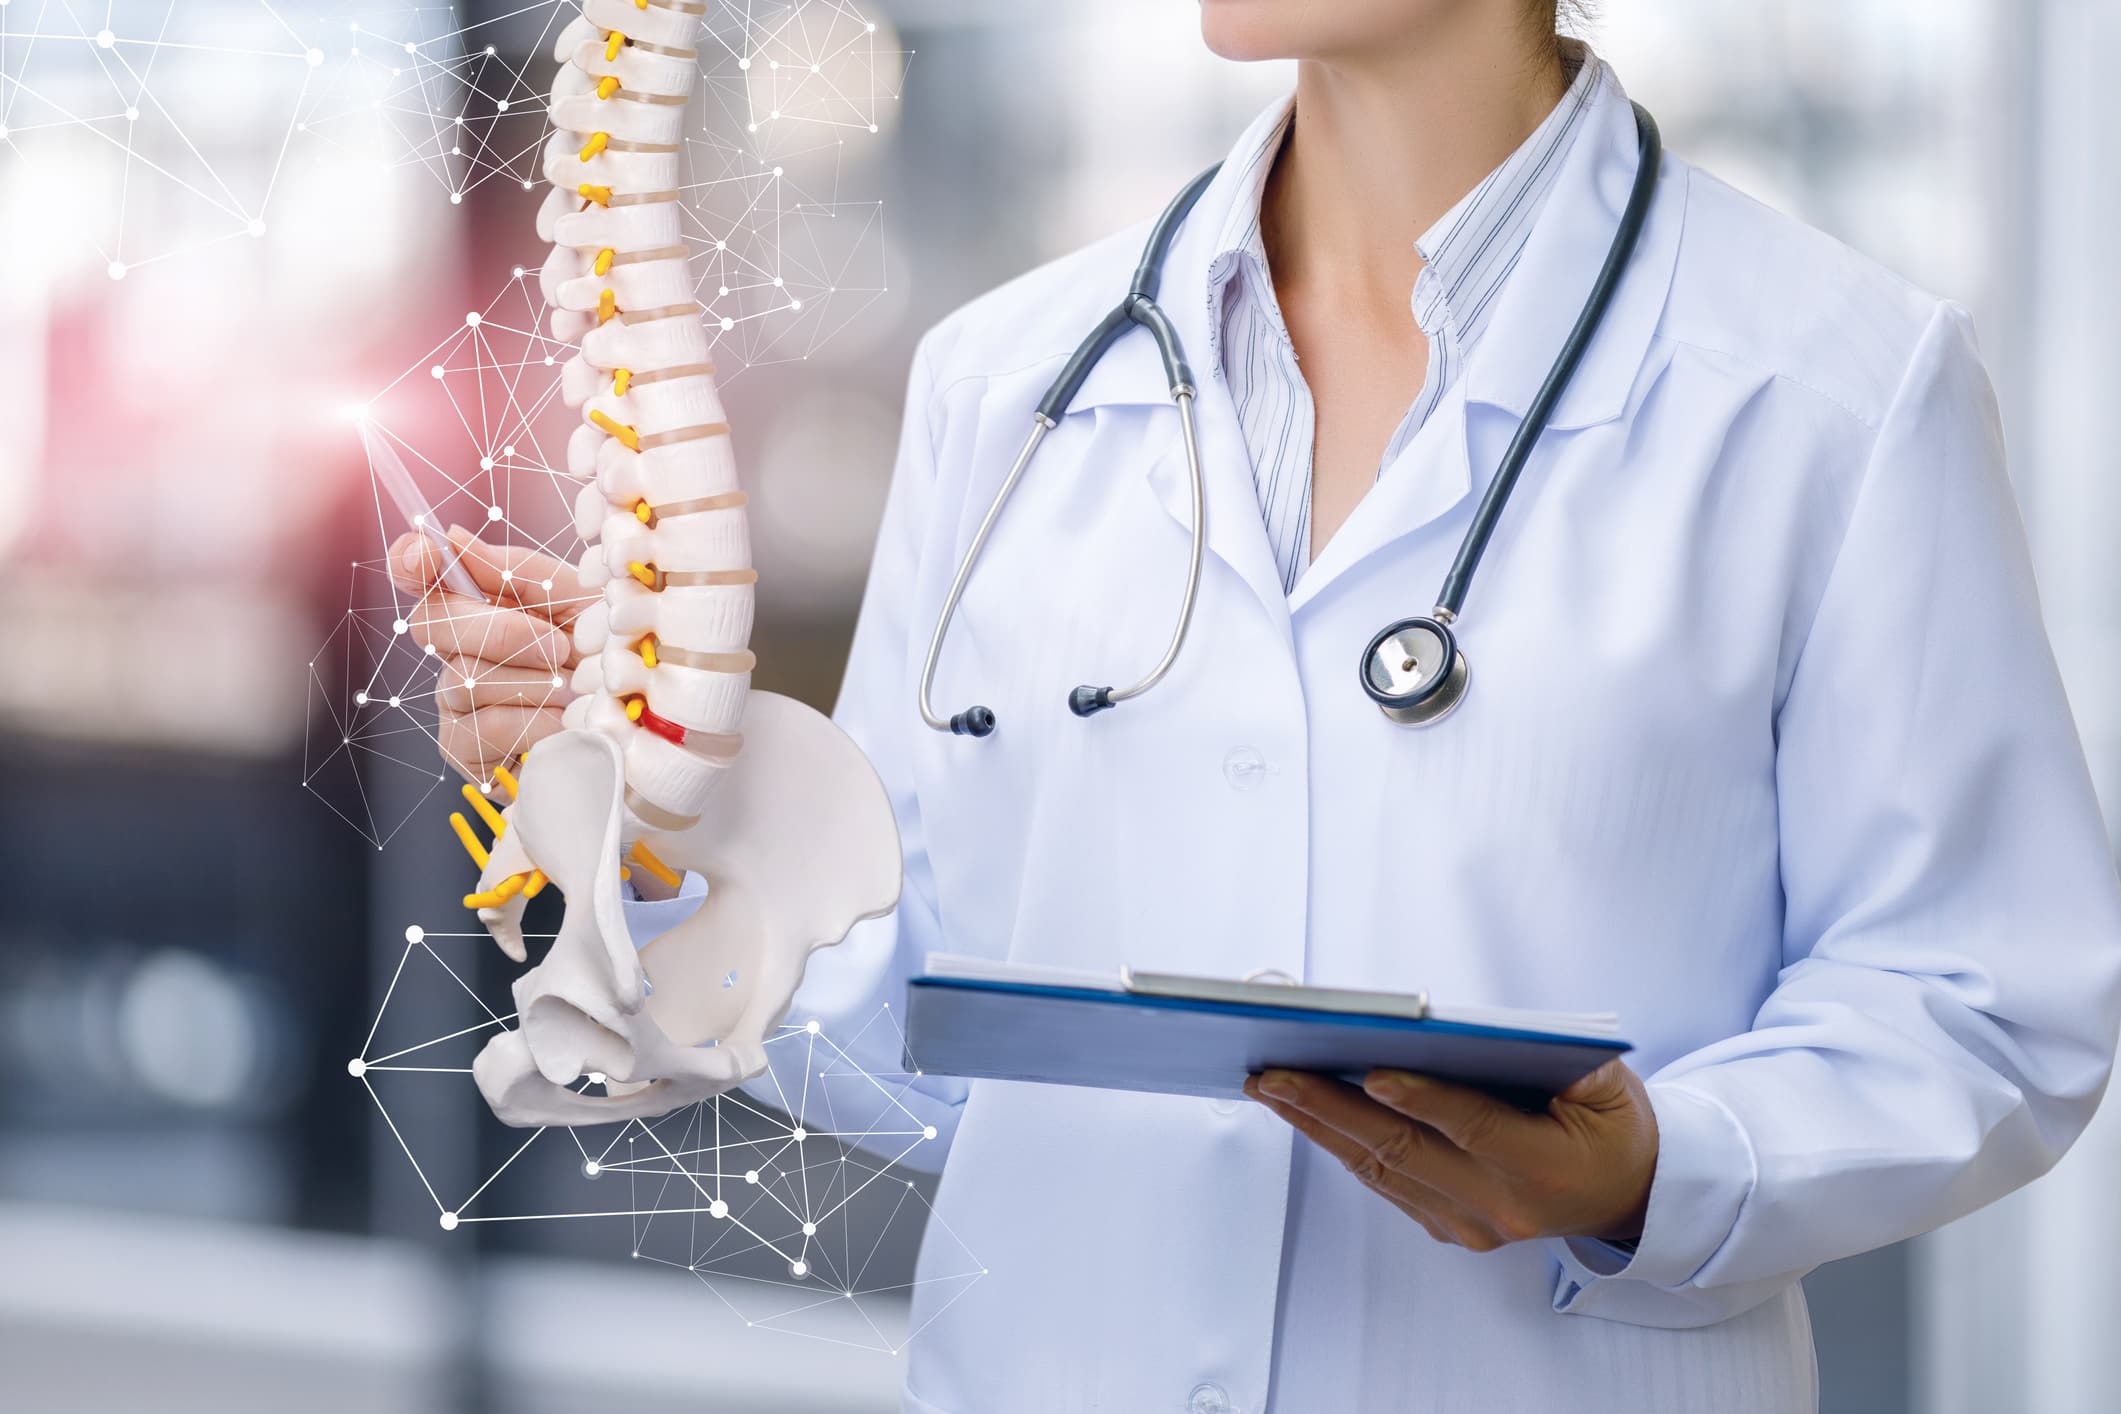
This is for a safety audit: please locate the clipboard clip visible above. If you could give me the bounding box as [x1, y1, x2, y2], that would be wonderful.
[1119, 964, 1433, 1023]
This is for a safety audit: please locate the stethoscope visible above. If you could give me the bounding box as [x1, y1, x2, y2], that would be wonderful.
[919, 103, 1661, 737]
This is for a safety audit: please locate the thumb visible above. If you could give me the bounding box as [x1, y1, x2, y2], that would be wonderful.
[1555, 1058, 1638, 1113]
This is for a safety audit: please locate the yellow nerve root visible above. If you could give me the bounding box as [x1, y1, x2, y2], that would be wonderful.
[449, 812, 490, 868]
[604, 30, 626, 62]
[461, 782, 507, 835]
[630, 841, 682, 889]
[580, 132, 610, 161]
[597, 75, 622, 100]
[590, 409, 640, 451]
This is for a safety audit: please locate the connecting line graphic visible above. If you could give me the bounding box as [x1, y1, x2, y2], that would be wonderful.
[355, 923, 984, 1354]
[306, 2, 903, 844]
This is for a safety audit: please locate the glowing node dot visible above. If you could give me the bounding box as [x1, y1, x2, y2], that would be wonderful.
[714, 240, 726, 251]
[709, 1199, 728, 1218]
[248, 219, 266, 237]
[805, 1019, 820, 1034]
[497, 99, 511, 112]
[107, 262, 126, 281]
[792, 1127, 808, 1142]
[773, 166, 784, 177]
[583, 1161, 601, 1177]
[354, 691, 369, 706]
[465, 312, 481, 328]
[718, 285, 729, 297]
[540, 579, 553, 591]
[738, 56, 750, 69]
[500, 568, 513, 582]
[403, 41, 416, 54]
[791, 1260, 808, 1278]
[449, 193, 462, 205]
[391, 618, 408, 635]
[425, 644, 438, 656]
[802, 1221, 817, 1236]
[439, 1212, 458, 1231]
[124, 106, 139, 121]
[587, 1071, 606, 1085]
[480, 457, 494, 471]
[485, 45, 496, 56]
[773, 276, 784, 287]
[543, 355, 555, 366]
[923, 1125, 938, 1140]
[790, 299, 802, 310]
[869, 124, 879, 134]
[430, 365, 444, 379]
[307, 48, 323, 67]
[523, 180, 535, 191]
[95, 28, 114, 48]
[504, 445, 517, 457]
[387, 696, 402, 708]
[744, 1170, 759, 1184]
[487, 504, 504, 522]
[720, 317, 734, 331]
[511, 267, 524, 280]
[405, 926, 424, 943]
[550, 674, 562, 687]
[346, 1059, 366, 1077]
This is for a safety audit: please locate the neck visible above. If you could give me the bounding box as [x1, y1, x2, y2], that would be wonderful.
[1262, 22, 1569, 304]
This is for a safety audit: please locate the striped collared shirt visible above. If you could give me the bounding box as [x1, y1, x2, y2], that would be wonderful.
[1207, 51, 1606, 593]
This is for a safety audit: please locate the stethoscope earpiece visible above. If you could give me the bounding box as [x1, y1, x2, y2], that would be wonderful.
[951, 706, 998, 737]
[1361, 616, 1470, 726]
[1068, 686, 1116, 718]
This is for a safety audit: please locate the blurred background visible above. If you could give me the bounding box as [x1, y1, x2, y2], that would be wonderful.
[2, 1, 2118, 1410]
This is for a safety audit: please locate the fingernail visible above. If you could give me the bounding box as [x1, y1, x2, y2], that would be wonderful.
[538, 630, 571, 666]
[1260, 1072, 1297, 1101]
[1364, 1075, 1406, 1103]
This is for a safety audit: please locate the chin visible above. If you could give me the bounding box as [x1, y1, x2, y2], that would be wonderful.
[1199, 0, 1442, 62]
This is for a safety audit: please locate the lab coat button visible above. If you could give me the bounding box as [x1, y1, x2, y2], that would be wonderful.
[1222, 746, 1265, 790]
[1188, 1383, 1233, 1414]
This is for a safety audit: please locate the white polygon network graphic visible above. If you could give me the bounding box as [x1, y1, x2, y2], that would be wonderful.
[355, 924, 984, 1351]
[303, 0, 901, 842]
[1, 1, 907, 273]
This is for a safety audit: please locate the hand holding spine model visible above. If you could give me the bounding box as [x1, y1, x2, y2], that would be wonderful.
[449, 0, 901, 1128]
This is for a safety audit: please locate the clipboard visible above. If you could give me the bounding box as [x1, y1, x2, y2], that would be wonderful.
[903, 957, 1630, 1106]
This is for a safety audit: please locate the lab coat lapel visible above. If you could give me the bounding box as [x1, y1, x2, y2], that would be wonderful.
[1287, 69, 1684, 613]
[1060, 152, 1298, 648]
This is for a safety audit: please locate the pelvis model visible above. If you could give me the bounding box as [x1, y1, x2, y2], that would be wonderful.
[447, 0, 901, 1128]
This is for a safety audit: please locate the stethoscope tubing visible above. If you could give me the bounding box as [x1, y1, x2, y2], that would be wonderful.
[918, 101, 1662, 737]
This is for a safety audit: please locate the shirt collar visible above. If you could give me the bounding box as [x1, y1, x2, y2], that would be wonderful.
[1204, 46, 1608, 360]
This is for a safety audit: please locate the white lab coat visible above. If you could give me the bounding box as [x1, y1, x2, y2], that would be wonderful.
[650, 73, 2121, 1413]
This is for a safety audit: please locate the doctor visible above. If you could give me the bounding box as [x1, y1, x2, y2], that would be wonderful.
[402, 1, 2121, 1410]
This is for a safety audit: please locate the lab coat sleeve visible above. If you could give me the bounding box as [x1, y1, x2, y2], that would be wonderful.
[622, 334, 969, 1174]
[1550, 302, 2121, 1327]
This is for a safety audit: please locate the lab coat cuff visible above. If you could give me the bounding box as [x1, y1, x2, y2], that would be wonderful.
[1550, 1081, 1755, 1312]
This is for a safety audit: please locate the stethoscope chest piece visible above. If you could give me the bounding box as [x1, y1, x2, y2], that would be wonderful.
[1361, 616, 1469, 726]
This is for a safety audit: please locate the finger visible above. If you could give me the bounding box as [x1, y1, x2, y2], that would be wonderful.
[1555, 1058, 1638, 1113]
[388, 531, 438, 596]
[410, 592, 573, 669]
[1256, 1069, 1478, 1189]
[442, 527, 595, 628]
[437, 659, 573, 713]
[1246, 1081, 1487, 1241]
[1362, 1070, 1541, 1160]
[439, 705, 564, 780]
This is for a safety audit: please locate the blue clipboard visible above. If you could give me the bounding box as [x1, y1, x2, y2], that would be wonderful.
[904, 975, 1632, 1106]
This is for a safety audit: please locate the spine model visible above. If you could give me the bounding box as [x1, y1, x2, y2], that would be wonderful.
[546, 0, 750, 850]
[449, 0, 903, 1130]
